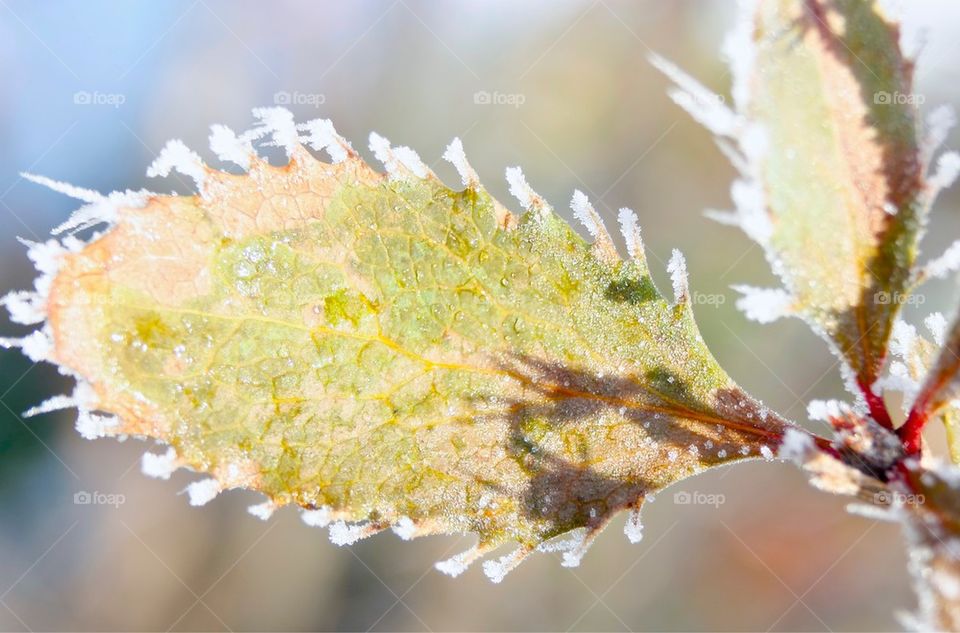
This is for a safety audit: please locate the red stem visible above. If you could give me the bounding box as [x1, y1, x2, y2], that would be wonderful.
[858, 378, 894, 431]
[898, 407, 929, 456]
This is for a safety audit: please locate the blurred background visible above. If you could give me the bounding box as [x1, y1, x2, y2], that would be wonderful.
[1, 1, 959, 630]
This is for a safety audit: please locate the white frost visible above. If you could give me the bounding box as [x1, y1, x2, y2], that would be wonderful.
[777, 428, 815, 465]
[0, 329, 53, 363]
[482, 548, 526, 584]
[141, 447, 179, 480]
[890, 320, 918, 359]
[666, 249, 688, 304]
[435, 546, 480, 578]
[328, 521, 374, 546]
[760, 445, 774, 461]
[146, 139, 206, 191]
[368, 132, 428, 179]
[20, 173, 101, 204]
[209, 124, 254, 169]
[929, 152, 960, 199]
[923, 105, 956, 166]
[617, 207, 644, 261]
[247, 501, 275, 521]
[732, 285, 792, 323]
[570, 189, 603, 239]
[505, 166, 542, 211]
[298, 118, 354, 164]
[442, 137, 478, 187]
[624, 508, 644, 543]
[185, 478, 221, 506]
[391, 516, 417, 540]
[923, 240, 960, 281]
[807, 399, 849, 423]
[300, 507, 332, 528]
[75, 410, 119, 440]
[925, 312, 948, 346]
[251, 106, 301, 158]
[649, 53, 739, 137]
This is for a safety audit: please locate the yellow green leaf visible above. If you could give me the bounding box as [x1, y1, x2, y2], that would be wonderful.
[6, 111, 799, 580]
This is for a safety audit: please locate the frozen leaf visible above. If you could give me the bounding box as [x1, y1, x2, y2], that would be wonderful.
[7, 110, 807, 578]
[659, 0, 931, 411]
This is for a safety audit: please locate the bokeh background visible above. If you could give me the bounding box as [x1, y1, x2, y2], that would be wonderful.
[1, 1, 959, 630]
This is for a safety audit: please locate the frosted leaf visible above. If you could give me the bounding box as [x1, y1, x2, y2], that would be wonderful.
[675, 0, 927, 396]
[147, 139, 206, 191]
[185, 478, 220, 506]
[442, 137, 478, 188]
[666, 249, 688, 304]
[732, 285, 792, 324]
[141, 446, 179, 480]
[9, 109, 804, 580]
